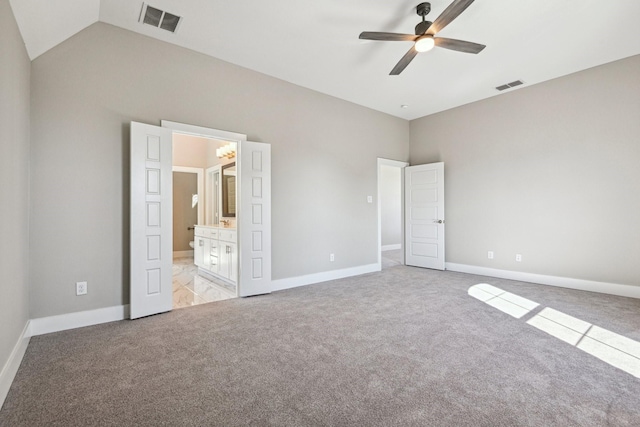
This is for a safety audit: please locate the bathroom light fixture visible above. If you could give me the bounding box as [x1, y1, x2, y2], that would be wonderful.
[216, 144, 236, 159]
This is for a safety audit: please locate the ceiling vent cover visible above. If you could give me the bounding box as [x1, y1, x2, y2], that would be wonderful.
[496, 80, 525, 91]
[140, 3, 181, 33]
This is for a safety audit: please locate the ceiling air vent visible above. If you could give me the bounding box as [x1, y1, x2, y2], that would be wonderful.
[496, 80, 525, 91]
[140, 3, 181, 33]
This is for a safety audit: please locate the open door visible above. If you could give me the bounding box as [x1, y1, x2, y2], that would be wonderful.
[130, 122, 173, 319]
[238, 141, 272, 297]
[405, 162, 445, 270]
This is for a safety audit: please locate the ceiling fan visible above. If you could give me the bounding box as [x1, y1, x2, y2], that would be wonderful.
[359, 0, 485, 75]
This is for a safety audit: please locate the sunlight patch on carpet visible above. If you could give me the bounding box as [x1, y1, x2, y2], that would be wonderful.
[469, 284, 640, 379]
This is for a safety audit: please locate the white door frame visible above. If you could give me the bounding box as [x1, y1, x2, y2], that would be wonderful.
[161, 121, 272, 297]
[172, 166, 204, 225]
[205, 165, 221, 225]
[377, 158, 409, 270]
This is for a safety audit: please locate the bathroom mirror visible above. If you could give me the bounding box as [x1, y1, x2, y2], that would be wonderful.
[221, 162, 236, 218]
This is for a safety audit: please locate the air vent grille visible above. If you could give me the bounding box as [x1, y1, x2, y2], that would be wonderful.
[160, 12, 180, 32]
[496, 80, 525, 91]
[140, 3, 181, 33]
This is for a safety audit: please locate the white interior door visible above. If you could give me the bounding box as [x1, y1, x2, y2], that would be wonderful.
[238, 141, 272, 297]
[130, 122, 173, 319]
[405, 162, 445, 270]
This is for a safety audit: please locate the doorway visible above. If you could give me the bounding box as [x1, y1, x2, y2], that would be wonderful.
[171, 134, 237, 308]
[377, 158, 409, 269]
[130, 120, 272, 319]
[377, 159, 446, 272]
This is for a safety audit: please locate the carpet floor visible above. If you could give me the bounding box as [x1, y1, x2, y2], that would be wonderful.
[1, 266, 639, 426]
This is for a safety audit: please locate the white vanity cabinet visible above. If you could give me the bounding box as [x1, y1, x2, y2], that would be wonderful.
[194, 225, 236, 285]
[218, 230, 237, 282]
[194, 228, 208, 269]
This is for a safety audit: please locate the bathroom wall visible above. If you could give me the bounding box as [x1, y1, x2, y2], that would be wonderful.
[172, 133, 209, 169]
[172, 172, 198, 252]
[29, 23, 409, 318]
[0, 0, 30, 397]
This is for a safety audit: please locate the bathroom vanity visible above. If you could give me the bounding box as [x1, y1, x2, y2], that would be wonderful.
[194, 225, 237, 285]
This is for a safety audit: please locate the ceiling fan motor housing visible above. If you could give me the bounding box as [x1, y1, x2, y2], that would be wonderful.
[415, 2, 432, 34]
[415, 20, 433, 35]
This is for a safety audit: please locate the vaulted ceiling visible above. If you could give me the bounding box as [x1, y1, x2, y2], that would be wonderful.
[10, 0, 640, 120]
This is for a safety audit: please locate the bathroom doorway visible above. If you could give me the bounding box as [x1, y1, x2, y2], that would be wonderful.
[130, 120, 272, 318]
[171, 134, 237, 308]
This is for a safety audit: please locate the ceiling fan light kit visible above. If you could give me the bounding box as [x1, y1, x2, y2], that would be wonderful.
[415, 36, 435, 52]
[359, 0, 485, 75]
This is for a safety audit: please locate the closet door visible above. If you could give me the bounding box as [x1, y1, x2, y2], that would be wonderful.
[130, 122, 173, 319]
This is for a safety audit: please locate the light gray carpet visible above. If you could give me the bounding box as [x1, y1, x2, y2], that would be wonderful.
[2, 266, 640, 426]
[381, 249, 403, 269]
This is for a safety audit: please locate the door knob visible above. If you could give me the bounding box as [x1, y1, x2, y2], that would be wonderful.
[434, 219, 444, 224]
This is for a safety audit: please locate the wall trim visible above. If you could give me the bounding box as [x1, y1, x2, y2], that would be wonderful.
[0, 321, 31, 409]
[382, 244, 401, 252]
[30, 305, 130, 337]
[271, 263, 380, 293]
[446, 263, 640, 299]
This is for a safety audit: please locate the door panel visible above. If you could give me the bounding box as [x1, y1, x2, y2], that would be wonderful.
[238, 141, 271, 296]
[130, 122, 173, 319]
[405, 162, 445, 270]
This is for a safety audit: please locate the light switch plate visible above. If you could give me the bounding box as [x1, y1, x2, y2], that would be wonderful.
[367, 196, 373, 203]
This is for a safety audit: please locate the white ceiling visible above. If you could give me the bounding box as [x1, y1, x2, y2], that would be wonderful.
[10, 0, 640, 120]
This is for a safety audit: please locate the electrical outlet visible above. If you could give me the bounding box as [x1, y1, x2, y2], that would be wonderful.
[367, 196, 373, 204]
[76, 281, 87, 296]
[515, 254, 522, 262]
[488, 251, 494, 259]
[330, 253, 335, 262]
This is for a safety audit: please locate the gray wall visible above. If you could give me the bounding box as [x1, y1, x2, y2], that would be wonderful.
[380, 165, 402, 247]
[29, 23, 409, 318]
[0, 0, 30, 372]
[410, 55, 640, 287]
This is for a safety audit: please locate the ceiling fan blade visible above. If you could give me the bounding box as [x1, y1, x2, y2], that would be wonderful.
[359, 32, 418, 42]
[390, 47, 419, 75]
[434, 37, 485, 54]
[427, 0, 475, 35]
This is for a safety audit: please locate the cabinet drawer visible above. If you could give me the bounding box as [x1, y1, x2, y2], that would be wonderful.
[209, 228, 219, 239]
[219, 230, 236, 243]
[194, 227, 207, 237]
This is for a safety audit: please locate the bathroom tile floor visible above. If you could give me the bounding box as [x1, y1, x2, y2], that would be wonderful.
[173, 256, 236, 309]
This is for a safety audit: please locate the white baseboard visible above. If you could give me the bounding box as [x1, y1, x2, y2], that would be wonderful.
[0, 321, 31, 409]
[173, 250, 194, 258]
[30, 305, 130, 337]
[381, 244, 401, 252]
[446, 263, 640, 299]
[271, 263, 380, 293]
